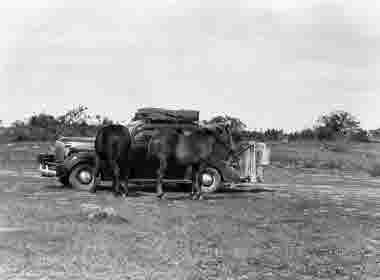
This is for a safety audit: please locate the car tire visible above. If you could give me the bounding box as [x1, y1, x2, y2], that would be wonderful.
[198, 167, 222, 193]
[68, 163, 96, 191]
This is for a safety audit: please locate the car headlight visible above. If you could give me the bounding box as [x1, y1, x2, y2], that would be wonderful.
[201, 173, 214, 186]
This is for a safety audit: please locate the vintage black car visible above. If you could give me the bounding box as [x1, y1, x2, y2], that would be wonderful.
[38, 108, 270, 193]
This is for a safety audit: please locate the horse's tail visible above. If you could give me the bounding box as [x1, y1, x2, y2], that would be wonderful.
[94, 127, 104, 158]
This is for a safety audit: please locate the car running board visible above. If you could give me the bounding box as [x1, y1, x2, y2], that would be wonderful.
[127, 178, 192, 184]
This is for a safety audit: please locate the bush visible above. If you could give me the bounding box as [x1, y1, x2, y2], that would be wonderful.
[316, 110, 360, 136]
[315, 126, 335, 141]
[349, 129, 370, 142]
[264, 128, 284, 141]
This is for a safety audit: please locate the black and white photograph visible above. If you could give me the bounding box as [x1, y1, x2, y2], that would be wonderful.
[0, 0, 379, 279]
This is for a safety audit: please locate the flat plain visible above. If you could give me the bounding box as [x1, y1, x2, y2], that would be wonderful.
[0, 142, 379, 280]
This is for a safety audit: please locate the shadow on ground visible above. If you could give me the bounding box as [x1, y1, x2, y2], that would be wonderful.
[49, 182, 276, 200]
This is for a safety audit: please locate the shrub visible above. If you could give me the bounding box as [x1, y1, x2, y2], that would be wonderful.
[316, 110, 360, 137]
[349, 129, 370, 142]
[315, 126, 335, 141]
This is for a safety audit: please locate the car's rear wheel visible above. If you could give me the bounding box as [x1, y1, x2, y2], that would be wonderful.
[68, 163, 96, 191]
[198, 167, 222, 193]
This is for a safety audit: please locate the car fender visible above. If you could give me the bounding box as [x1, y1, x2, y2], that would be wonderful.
[205, 160, 241, 183]
[64, 152, 95, 173]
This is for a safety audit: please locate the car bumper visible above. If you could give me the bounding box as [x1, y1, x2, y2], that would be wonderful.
[37, 153, 59, 177]
[39, 164, 57, 177]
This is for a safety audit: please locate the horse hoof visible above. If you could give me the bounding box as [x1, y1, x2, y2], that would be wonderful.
[122, 192, 128, 198]
[198, 195, 204, 200]
[89, 188, 96, 194]
[157, 193, 165, 199]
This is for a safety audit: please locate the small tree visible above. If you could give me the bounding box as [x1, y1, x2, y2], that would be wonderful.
[55, 105, 92, 137]
[57, 105, 91, 126]
[315, 110, 361, 140]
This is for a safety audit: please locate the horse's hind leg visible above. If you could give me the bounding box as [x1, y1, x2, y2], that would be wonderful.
[109, 160, 122, 196]
[121, 165, 130, 197]
[89, 155, 101, 193]
[156, 157, 167, 199]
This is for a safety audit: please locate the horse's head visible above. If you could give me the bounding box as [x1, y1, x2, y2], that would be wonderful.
[203, 121, 238, 159]
[221, 120, 239, 153]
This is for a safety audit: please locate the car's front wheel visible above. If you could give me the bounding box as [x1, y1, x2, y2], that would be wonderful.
[68, 163, 96, 191]
[198, 167, 222, 193]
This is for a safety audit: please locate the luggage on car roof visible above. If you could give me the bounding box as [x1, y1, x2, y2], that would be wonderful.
[133, 108, 199, 123]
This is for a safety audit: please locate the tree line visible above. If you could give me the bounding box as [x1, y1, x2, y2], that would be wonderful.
[205, 110, 371, 142]
[1, 105, 114, 142]
[0, 106, 373, 143]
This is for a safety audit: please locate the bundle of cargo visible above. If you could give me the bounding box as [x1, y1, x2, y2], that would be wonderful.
[132, 107, 199, 123]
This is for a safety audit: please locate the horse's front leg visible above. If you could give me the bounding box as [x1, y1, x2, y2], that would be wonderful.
[189, 165, 196, 199]
[89, 156, 101, 193]
[191, 163, 203, 200]
[156, 157, 167, 199]
[121, 165, 130, 197]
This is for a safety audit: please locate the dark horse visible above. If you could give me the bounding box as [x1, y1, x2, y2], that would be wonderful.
[89, 124, 131, 196]
[147, 122, 237, 200]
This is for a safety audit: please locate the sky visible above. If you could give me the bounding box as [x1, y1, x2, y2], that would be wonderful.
[1, 0, 379, 131]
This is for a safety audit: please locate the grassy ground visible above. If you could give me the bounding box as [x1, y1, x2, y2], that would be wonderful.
[269, 140, 380, 176]
[0, 142, 380, 279]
